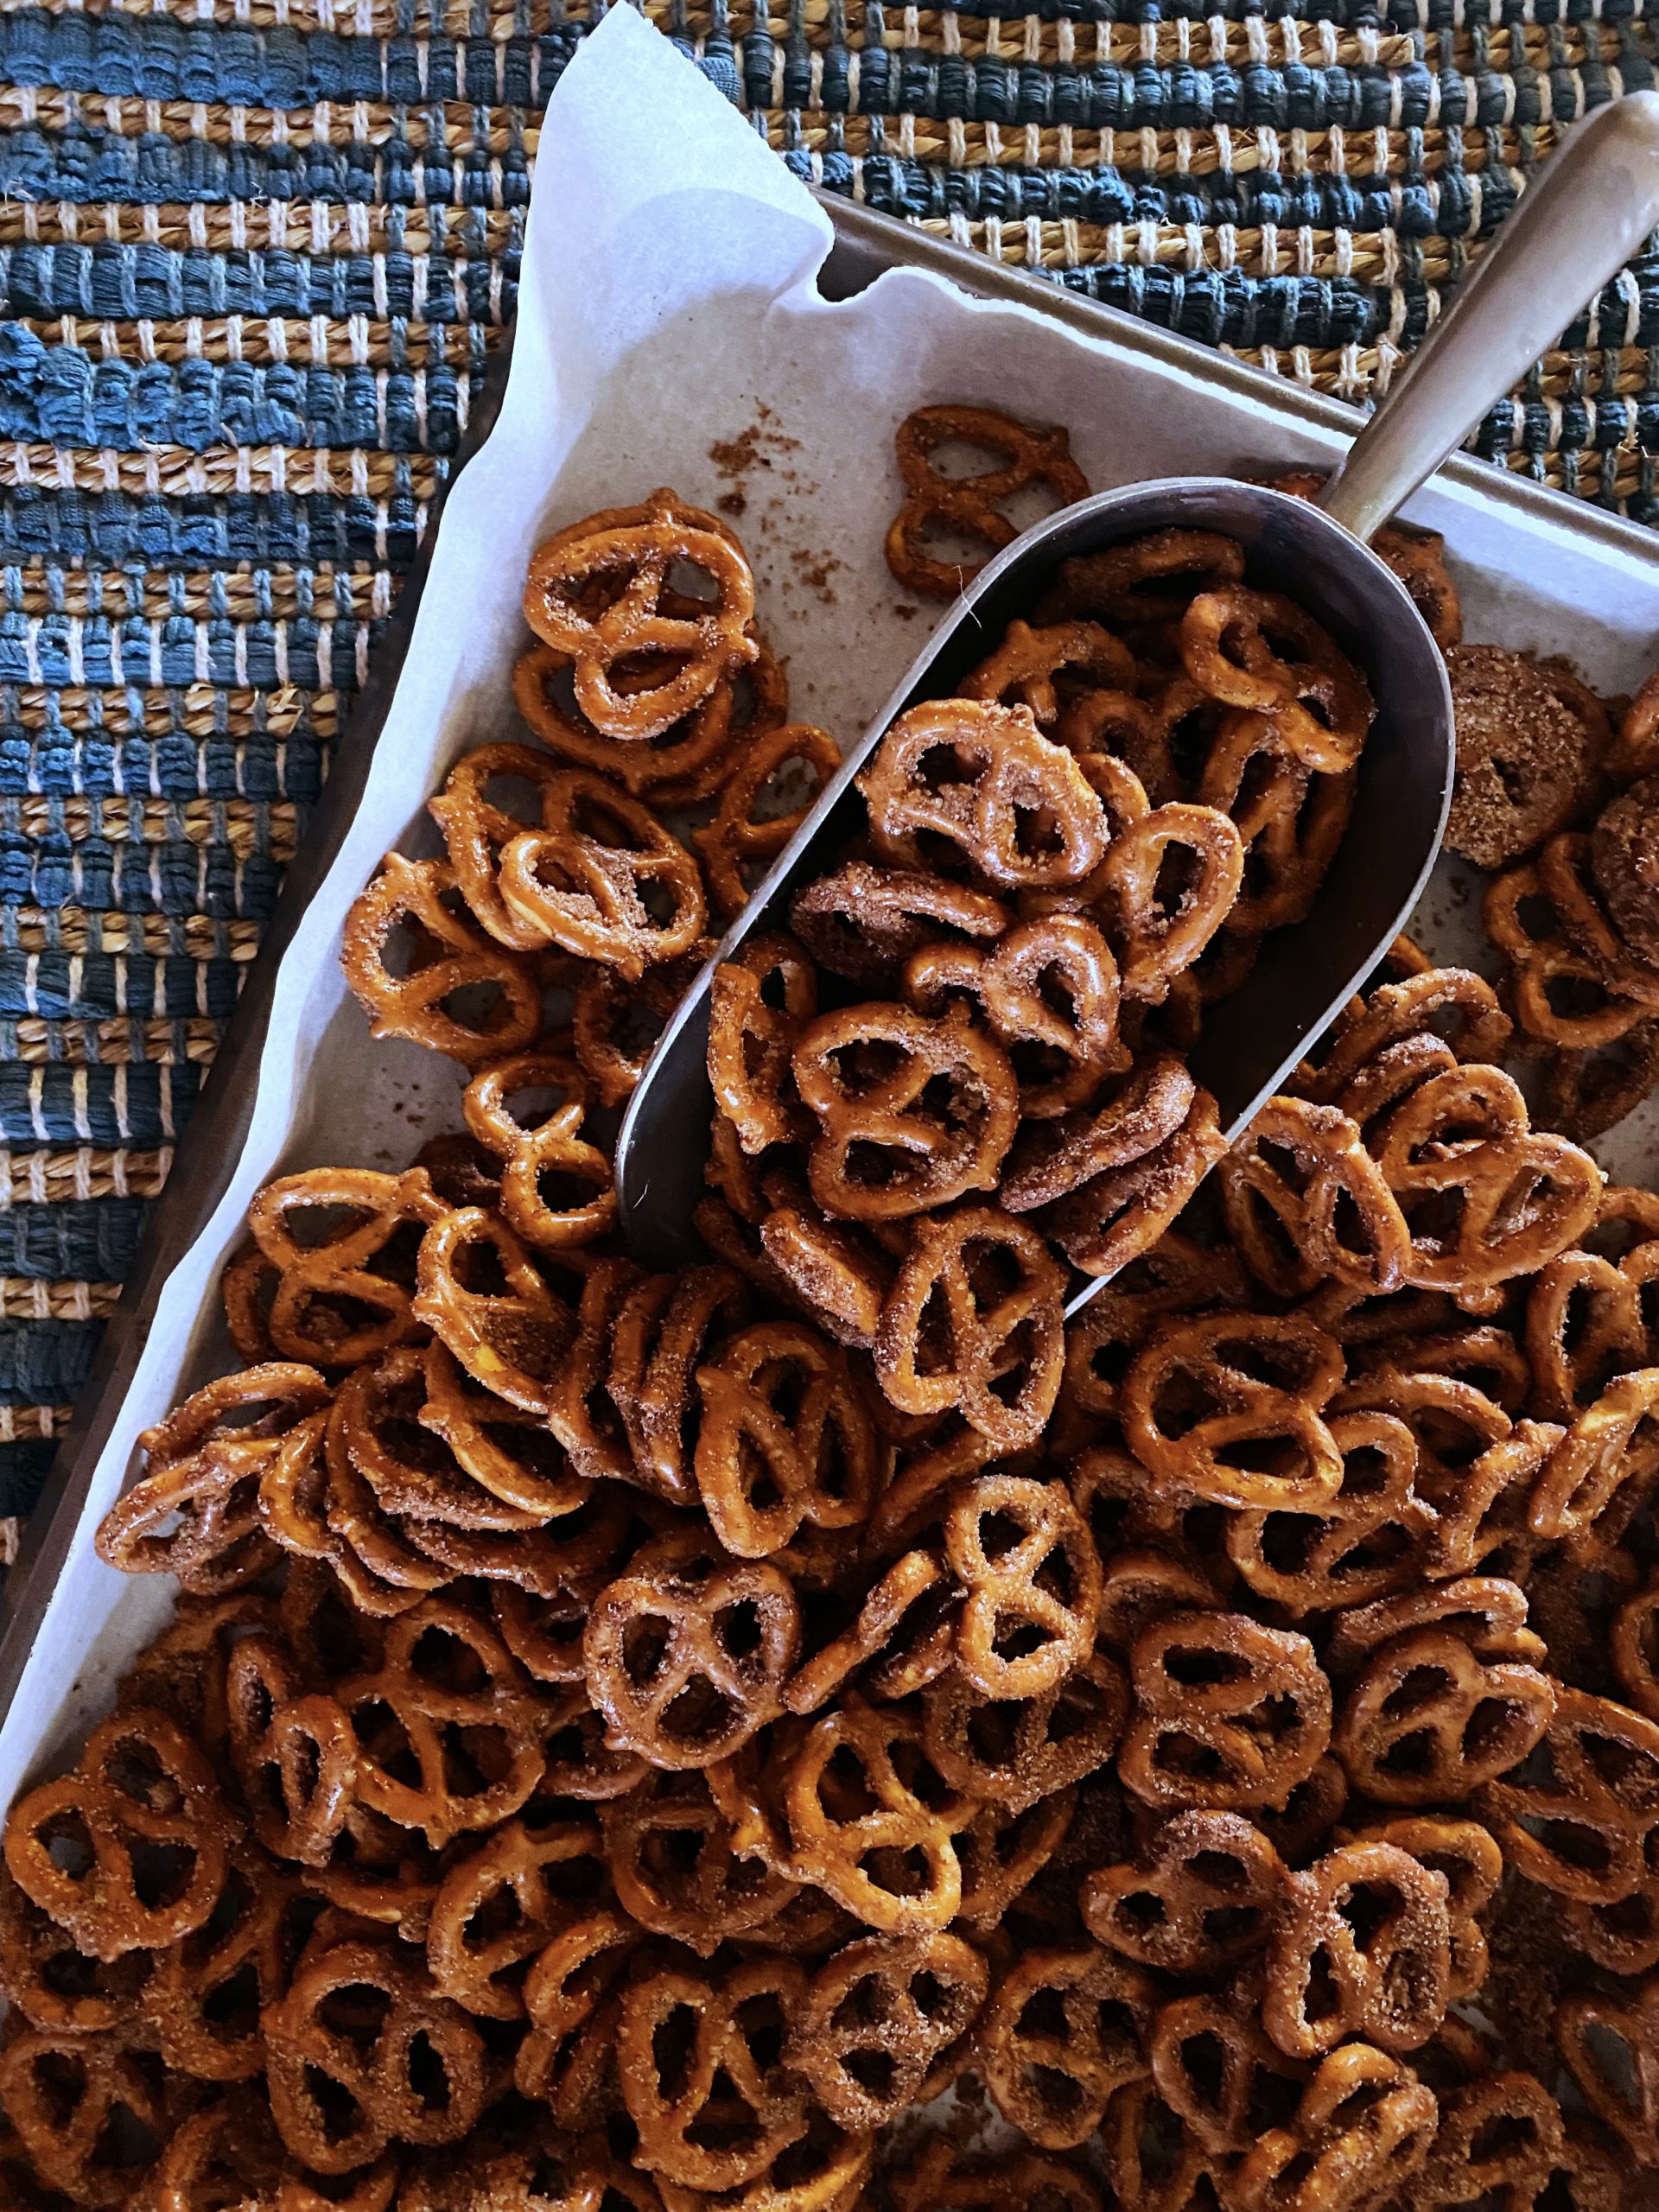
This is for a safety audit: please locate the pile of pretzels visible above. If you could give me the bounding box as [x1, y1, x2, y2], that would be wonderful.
[0, 459, 1648, 2212]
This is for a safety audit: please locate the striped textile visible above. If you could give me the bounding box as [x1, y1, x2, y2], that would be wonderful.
[0, 0, 1652, 1519]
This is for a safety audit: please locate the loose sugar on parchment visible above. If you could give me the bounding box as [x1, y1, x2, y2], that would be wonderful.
[708, 408, 844, 608]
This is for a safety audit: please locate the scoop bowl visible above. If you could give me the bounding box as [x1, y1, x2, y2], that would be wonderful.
[615, 481, 1449, 1306]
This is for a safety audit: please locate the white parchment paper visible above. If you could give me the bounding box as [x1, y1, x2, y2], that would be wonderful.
[5, 3, 1659, 1797]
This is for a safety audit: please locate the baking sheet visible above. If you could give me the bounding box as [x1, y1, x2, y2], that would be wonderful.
[3, 2, 1659, 1801]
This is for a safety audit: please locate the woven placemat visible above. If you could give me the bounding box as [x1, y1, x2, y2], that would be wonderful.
[0, 0, 1651, 1522]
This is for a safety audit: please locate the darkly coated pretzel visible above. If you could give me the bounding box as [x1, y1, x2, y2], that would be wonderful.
[884, 404, 1089, 600]
[979, 1942, 1157, 2149]
[1080, 1809, 1285, 1976]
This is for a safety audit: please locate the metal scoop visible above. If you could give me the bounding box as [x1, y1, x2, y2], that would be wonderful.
[618, 91, 1659, 1305]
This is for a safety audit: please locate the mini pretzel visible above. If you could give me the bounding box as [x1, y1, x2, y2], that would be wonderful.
[1370, 1063, 1603, 1296]
[884, 404, 1088, 599]
[694, 721, 841, 918]
[225, 1632, 354, 1867]
[1045, 1090, 1229, 1278]
[1263, 1840, 1451, 2061]
[1556, 1978, 1659, 2166]
[4, 1706, 233, 1961]
[143, 1836, 297, 2082]
[494, 767, 707, 979]
[574, 943, 711, 1107]
[426, 741, 568, 952]
[411, 1205, 575, 1415]
[1099, 2078, 1239, 2212]
[1484, 858, 1649, 1051]
[584, 1529, 800, 1768]
[334, 1336, 548, 1530]
[1221, 1096, 1411, 1300]
[0, 2028, 169, 2207]
[979, 1942, 1157, 2149]
[1198, 709, 1355, 938]
[709, 934, 817, 1155]
[758, 1193, 895, 1351]
[1541, 1017, 1659, 1144]
[1481, 1688, 1659, 1976]
[1299, 966, 1512, 1105]
[539, 1255, 647, 1485]
[240, 1167, 448, 1369]
[1342, 1813, 1502, 2001]
[523, 490, 757, 739]
[1147, 1993, 1309, 2156]
[0, 1867, 153, 2039]
[783, 1699, 975, 1932]
[875, 1205, 1065, 1450]
[888, 2136, 1103, 2212]
[618, 1956, 808, 2190]
[416, 1338, 589, 1522]
[1528, 1366, 1659, 1547]
[1524, 1246, 1649, 1426]
[693, 1319, 880, 1558]
[96, 1362, 329, 1592]
[1001, 1054, 1196, 1213]
[1096, 802, 1245, 1002]
[264, 1934, 487, 2171]
[794, 1930, 987, 2130]
[460, 1051, 614, 1248]
[1529, 831, 1659, 1018]
[859, 700, 1108, 891]
[1180, 587, 1372, 774]
[336, 1595, 549, 1845]
[513, 1906, 637, 2117]
[1121, 1310, 1344, 1513]
[341, 852, 543, 1065]
[426, 1811, 603, 2020]
[963, 619, 1136, 723]
[1081, 1810, 1286, 1977]
[1411, 2070, 1567, 2212]
[944, 1472, 1103, 1700]
[607, 1264, 748, 1504]
[791, 1001, 1020, 1222]
[904, 912, 1123, 1120]
[1047, 528, 1247, 627]
[924, 1649, 1128, 1814]
[955, 1789, 1077, 1931]
[601, 1766, 794, 1955]
[1225, 1409, 1436, 1618]
[1333, 1577, 1555, 1808]
[791, 861, 1010, 988]
[1233, 2043, 1438, 2212]
[1119, 1609, 1332, 1813]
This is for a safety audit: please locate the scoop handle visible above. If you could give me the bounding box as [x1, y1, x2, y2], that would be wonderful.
[1319, 91, 1659, 543]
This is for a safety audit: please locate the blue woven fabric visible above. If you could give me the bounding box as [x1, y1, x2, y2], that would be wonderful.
[0, 0, 1654, 1519]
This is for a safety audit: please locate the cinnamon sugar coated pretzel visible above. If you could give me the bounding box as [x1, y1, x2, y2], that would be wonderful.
[19, 467, 1659, 2212]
